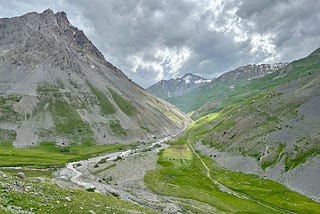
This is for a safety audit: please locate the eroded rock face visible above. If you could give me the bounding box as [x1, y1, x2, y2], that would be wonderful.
[0, 9, 191, 147]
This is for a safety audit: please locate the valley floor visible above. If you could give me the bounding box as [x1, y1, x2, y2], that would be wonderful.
[1, 136, 320, 213]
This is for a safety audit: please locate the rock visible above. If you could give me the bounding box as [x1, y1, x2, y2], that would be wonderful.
[16, 172, 25, 179]
[13, 180, 24, 187]
[65, 196, 71, 202]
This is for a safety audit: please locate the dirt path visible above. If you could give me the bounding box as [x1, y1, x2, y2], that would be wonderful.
[187, 141, 296, 214]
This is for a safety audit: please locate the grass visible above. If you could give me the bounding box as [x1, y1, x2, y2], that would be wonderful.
[49, 100, 94, 143]
[0, 142, 139, 168]
[0, 129, 16, 143]
[261, 144, 285, 170]
[162, 145, 192, 160]
[109, 88, 136, 116]
[0, 168, 55, 178]
[93, 163, 116, 175]
[0, 170, 157, 214]
[0, 95, 21, 122]
[36, 81, 94, 143]
[109, 119, 127, 136]
[145, 139, 320, 213]
[285, 147, 320, 171]
[36, 81, 64, 98]
[88, 84, 116, 115]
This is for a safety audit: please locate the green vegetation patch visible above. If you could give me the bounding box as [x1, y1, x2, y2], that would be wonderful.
[109, 120, 127, 136]
[261, 144, 285, 170]
[0, 95, 22, 122]
[109, 88, 136, 116]
[88, 84, 116, 115]
[0, 129, 16, 143]
[49, 100, 94, 144]
[0, 168, 55, 178]
[162, 145, 192, 160]
[37, 81, 64, 97]
[285, 147, 320, 171]
[94, 163, 116, 175]
[0, 142, 138, 168]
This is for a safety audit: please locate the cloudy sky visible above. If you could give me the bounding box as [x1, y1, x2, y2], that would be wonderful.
[1, 0, 320, 87]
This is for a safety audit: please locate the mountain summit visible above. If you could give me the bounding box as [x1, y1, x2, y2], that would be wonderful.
[147, 73, 211, 99]
[0, 9, 190, 147]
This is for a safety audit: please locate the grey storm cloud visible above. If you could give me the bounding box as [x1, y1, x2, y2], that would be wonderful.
[0, 0, 320, 87]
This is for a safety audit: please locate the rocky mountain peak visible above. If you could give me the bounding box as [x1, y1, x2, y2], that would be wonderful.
[0, 9, 118, 74]
[181, 73, 193, 79]
[0, 10, 191, 147]
[55, 11, 70, 25]
[217, 63, 288, 84]
[148, 73, 211, 99]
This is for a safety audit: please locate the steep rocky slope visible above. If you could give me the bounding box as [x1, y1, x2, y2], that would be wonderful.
[188, 48, 320, 200]
[167, 63, 288, 118]
[147, 73, 211, 99]
[0, 9, 191, 147]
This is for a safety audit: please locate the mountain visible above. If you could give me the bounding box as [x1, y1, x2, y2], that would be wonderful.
[147, 73, 212, 99]
[187, 48, 320, 200]
[216, 63, 288, 84]
[167, 63, 288, 118]
[0, 9, 191, 147]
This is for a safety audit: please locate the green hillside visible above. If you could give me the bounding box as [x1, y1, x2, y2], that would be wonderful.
[168, 48, 320, 119]
[184, 48, 320, 170]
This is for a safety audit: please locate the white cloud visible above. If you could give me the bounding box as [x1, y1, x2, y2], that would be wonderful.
[130, 46, 191, 82]
[250, 33, 278, 62]
[1, 0, 320, 87]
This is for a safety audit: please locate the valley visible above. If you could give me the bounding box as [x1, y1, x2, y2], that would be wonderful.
[0, 8, 320, 214]
[3, 133, 319, 213]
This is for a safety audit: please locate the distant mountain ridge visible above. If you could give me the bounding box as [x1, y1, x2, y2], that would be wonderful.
[147, 73, 212, 99]
[167, 63, 288, 116]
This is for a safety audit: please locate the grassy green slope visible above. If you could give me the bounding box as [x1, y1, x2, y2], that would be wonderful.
[182, 48, 320, 170]
[145, 139, 320, 213]
[168, 47, 320, 119]
[186, 74, 320, 170]
[0, 170, 156, 214]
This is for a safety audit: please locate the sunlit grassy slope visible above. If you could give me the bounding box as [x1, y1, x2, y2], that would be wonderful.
[145, 139, 320, 213]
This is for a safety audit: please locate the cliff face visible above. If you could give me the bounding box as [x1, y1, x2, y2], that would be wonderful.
[0, 9, 191, 147]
